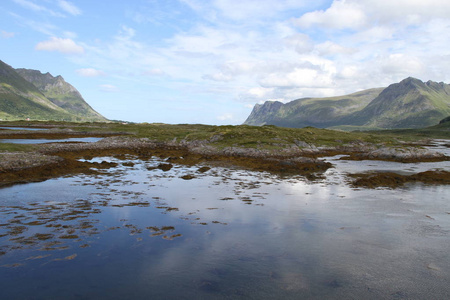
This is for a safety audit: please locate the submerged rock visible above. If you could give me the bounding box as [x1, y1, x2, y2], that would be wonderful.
[157, 163, 173, 171]
[349, 170, 450, 188]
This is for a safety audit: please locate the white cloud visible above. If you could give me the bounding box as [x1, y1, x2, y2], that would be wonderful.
[247, 87, 274, 98]
[315, 41, 353, 56]
[296, 0, 450, 31]
[338, 66, 359, 79]
[13, 0, 64, 17]
[1, 30, 15, 38]
[13, 0, 48, 12]
[203, 72, 234, 82]
[63, 31, 78, 39]
[379, 54, 425, 76]
[143, 69, 165, 76]
[360, 0, 450, 24]
[295, 1, 367, 30]
[57, 0, 81, 16]
[8, 12, 58, 36]
[76, 68, 105, 77]
[217, 113, 233, 121]
[259, 58, 337, 89]
[182, 0, 315, 21]
[100, 84, 119, 93]
[283, 33, 313, 54]
[35, 37, 84, 54]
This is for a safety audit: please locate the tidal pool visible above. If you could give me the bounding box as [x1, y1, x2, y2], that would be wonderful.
[0, 137, 104, 144]
[0, 153, 449, 299]
[0, 127, 48, 131]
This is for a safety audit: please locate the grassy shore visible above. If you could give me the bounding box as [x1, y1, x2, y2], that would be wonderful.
[0, 121, 401, 147]
[0, 121, 448, 188]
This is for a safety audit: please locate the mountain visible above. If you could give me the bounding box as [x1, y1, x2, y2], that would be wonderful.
[244, 77, 450, 129]
[244, 88, 383, 128]
[0, 60, 106, 122]
[348, 77, 450, 128]
[15, 68, 106, 121]
[439, 116, 450, 124]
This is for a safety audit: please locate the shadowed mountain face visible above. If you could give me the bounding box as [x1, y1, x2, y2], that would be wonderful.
[0, 60, 106, 122]
[245, 77, 450, 129]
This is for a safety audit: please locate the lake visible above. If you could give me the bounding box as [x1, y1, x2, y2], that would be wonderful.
[0, 144, 449, 299]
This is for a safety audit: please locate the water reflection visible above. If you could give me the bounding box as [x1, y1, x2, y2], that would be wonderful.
[0, 137, 104, 144]
[0, 126, 48, 131]
[0, 154, 449, 299]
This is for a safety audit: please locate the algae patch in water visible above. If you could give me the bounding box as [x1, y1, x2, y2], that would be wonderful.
[349, 170, 450, 188]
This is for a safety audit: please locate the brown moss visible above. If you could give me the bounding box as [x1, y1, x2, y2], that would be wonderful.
[342, 153, 449, 163]
[0, 158, 100, 187]
[162, 234, 182, 240]
[349, 170, 450, 188]
[1, 136, 336, 187]
[160, 226, 175, 231]
[157, 163, 173, 171]
[197, 166, 211, 173]
[34, 233, 54, 240]
[147, 226, 160, 231]
[58, 234, 79, 239]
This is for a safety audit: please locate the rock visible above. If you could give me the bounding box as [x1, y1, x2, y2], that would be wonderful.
[197, 167, 211, 173]
[367, 147, 446, 161]
[157, 163, 173, 171]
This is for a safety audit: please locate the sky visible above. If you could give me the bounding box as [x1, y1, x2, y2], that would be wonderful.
[1, 0, 450, 124]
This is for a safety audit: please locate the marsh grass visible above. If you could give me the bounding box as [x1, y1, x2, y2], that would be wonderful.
[95, 123, 398, 149]
[0, 120, 446, 152]
[0, 143, 35, 152]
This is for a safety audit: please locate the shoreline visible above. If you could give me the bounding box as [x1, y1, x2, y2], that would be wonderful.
[1, 132, 449, 188]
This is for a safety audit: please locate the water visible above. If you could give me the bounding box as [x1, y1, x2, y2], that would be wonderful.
[0, 126, 48, 131]
[0, 137, 104, 144]
[0, 146, 449, 299]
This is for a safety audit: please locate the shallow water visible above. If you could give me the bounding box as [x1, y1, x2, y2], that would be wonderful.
[0, 147, 449, 299]
[0, 137, 104, 144]
[0, 126, 48, 131]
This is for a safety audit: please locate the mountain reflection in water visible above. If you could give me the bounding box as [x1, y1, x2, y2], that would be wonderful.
[0, 153, 449, 299]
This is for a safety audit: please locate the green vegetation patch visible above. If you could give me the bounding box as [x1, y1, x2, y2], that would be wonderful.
[0, 143, 35, 152]
[0, 121, 402, 150]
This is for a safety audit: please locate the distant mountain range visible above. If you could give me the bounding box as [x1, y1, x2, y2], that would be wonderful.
[244, 77, 450, 129]
[0, 60, 106, 122]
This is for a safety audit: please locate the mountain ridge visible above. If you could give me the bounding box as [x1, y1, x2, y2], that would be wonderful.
[15, 68, 106, 121]
[244, 77, 450, 129]
[0, 60, 106, 122]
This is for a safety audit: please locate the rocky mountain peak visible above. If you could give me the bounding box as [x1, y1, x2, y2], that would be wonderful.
[244, 77, 450, 129]
[0, 60, 106, 121]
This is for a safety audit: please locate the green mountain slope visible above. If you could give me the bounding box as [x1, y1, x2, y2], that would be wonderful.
[0, 60, 76, 121]
[0, 60, 106, 122]
[244, 88, 384, 128]
[349, 77, 450, 128]
[15, 68, 106, 121]
[244, 78, 450, 129]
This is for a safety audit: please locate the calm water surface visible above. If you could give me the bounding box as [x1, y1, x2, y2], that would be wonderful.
[0, 145, 449, 299]
[0, 127, 48, 131]
[0, 137, 104, 144]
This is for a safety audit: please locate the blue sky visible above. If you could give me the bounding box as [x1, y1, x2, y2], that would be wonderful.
[1, 0, 450, 124]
